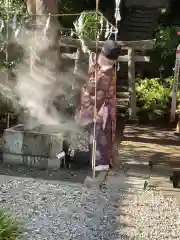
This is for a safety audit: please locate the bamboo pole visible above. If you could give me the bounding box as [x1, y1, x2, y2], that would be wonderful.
[6, 0, 10, 128]
[92, 0, 100, 179]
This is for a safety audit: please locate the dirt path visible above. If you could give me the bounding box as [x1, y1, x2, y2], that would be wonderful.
[101, 125, 180, 239]
[116, 124, 180, 201]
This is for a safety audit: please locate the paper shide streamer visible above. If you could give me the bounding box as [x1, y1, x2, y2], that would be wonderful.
[114, 0, 121, 22]
[104, 22, 109, 39]
[100, 15, 103, 34]
[108, 26, 113, 39]
[70, 28, 74, 37]
[114, 0, 121, 71]
[77, 15, 83, 36]
[44, 15, 50, 35]
[0, 18, 4, 33]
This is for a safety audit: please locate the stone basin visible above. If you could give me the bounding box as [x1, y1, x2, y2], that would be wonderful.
[2, 124, 64, 169]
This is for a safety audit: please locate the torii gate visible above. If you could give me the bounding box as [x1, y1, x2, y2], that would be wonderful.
[60, 38, 155, 120]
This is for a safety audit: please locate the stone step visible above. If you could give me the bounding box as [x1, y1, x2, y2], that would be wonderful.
[117, 112, 128, 117]
[116, 104, 129, 109]
[123, 26, 152, 33]
[116, 92, 130, 98]
[117, 86, 129, 92]
[119, 8, 160, 41]
[117, 98, 130, 103]
[117, 81, 128, 85]
[123, 21, 154, 28]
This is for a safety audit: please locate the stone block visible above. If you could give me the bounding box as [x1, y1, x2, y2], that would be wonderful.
[3, 124, 23, 155]
[2, 124, 64, 169]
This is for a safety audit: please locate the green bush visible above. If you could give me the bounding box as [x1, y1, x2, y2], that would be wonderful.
[136, 77, 180, 120]
[0, 208, 23, 240]
[136, 77, 172, 109]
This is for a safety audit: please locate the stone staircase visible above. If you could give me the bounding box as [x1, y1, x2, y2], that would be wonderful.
[116, 7, 161, 122]
[116, 63, 129, 118]
[119, 8, 161, 41]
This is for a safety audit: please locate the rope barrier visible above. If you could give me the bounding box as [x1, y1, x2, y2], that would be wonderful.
[0, 10, 117, 33]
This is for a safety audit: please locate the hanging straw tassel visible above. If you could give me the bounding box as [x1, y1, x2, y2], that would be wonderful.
[105, 22, 109, 39]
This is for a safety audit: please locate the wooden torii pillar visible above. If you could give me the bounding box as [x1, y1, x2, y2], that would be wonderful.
[117, 46, 153, 120]
[170, 29, 180, 134]
[171, 44, 180, 134]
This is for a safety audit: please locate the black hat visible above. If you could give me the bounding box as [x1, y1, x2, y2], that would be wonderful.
[101, 40, 121, 60]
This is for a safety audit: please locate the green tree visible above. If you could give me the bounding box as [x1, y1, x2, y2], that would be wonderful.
[151, 26, 180, 76]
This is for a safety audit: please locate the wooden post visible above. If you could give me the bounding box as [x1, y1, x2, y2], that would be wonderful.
[170, 44, 180, 123]
[128, 47, 137, 120]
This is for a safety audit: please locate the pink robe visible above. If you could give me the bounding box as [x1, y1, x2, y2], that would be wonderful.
[75, 53, 116, 166]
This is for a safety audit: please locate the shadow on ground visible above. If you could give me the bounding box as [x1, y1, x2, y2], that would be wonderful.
[121, 124, 180, 170]
[118, 124, 180, 200]
[0, 163, 90, 184]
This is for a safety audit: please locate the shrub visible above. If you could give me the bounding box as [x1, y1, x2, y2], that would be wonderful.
[136, 77, 180, 120]
[136, 77, 173, 109]
[0, 208, 23, 240]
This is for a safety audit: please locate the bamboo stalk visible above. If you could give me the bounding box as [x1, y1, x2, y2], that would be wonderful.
[91, 0, 100, 179]
[6, 0, 10, 129]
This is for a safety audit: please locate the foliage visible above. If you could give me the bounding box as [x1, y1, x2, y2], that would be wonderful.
[153, 25, 179, 59]
[136, 77, 178, 111]
[74, 11, 102, 42]
[0, 0, 27, 21]
[0, 208, 23, 239]
[57, 0, 85, 28]
[0, 0, 27, 69]
[151, 25, 180, 76]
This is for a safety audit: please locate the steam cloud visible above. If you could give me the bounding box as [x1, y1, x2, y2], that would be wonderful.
[0, 16, 89, 141]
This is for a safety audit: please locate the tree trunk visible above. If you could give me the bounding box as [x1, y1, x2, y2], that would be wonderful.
[25, 0, 58, 15]
[25, 0, 61, 67]
[22, 0, 61, 128]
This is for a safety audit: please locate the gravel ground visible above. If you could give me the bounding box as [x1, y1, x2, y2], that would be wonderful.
[0, 166, 180, 240]
[106, 181, 180, 240]
[0, 168, 124, 240]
